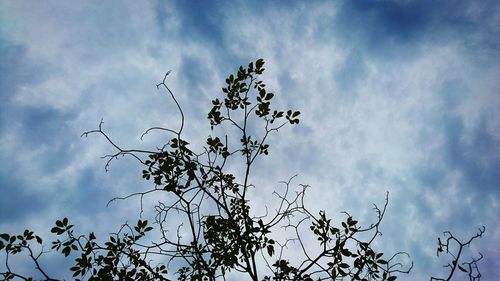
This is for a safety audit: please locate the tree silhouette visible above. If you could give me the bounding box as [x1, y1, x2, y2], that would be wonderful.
[431, 227, 485, 281]
[1, 59, 484, 281]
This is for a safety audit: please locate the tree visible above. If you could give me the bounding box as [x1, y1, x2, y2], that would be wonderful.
[1, 59, 483, 281]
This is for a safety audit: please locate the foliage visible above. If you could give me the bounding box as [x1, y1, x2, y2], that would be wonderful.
[0, 59, 483, 281]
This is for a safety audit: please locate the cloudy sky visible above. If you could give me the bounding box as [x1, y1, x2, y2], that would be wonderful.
[1, 0, 499, 279]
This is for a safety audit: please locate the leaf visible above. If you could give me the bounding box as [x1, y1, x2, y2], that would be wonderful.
[51, 227, 64, 235]
[458, 265, 468, 272]
[342, 249, 351, 257]
[256, 59, 264, 70]
[0, 233, 9, 241]
[266, 245, 274, 256]
[339, 263, 349, 268]
[62, 246, 71, 256]
[35, 236, 42, 244]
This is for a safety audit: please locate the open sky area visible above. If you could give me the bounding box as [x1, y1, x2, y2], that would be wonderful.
[1, 1, 499, 280]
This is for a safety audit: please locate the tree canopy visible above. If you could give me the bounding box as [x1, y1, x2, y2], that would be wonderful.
[1, 59, 484, 281]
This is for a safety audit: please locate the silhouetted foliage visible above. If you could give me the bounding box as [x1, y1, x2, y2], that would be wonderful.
[1, 59, 484, 281]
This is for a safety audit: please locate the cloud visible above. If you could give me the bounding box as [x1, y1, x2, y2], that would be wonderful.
[0, 1, 498, 279]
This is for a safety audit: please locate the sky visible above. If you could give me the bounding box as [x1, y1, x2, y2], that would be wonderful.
[0, 0, 499, 280]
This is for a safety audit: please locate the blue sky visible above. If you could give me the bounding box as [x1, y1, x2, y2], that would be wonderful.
[1, 0, 499, 279]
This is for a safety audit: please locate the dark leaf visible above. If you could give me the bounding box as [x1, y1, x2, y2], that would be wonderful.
[0, 233, 9, 241]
